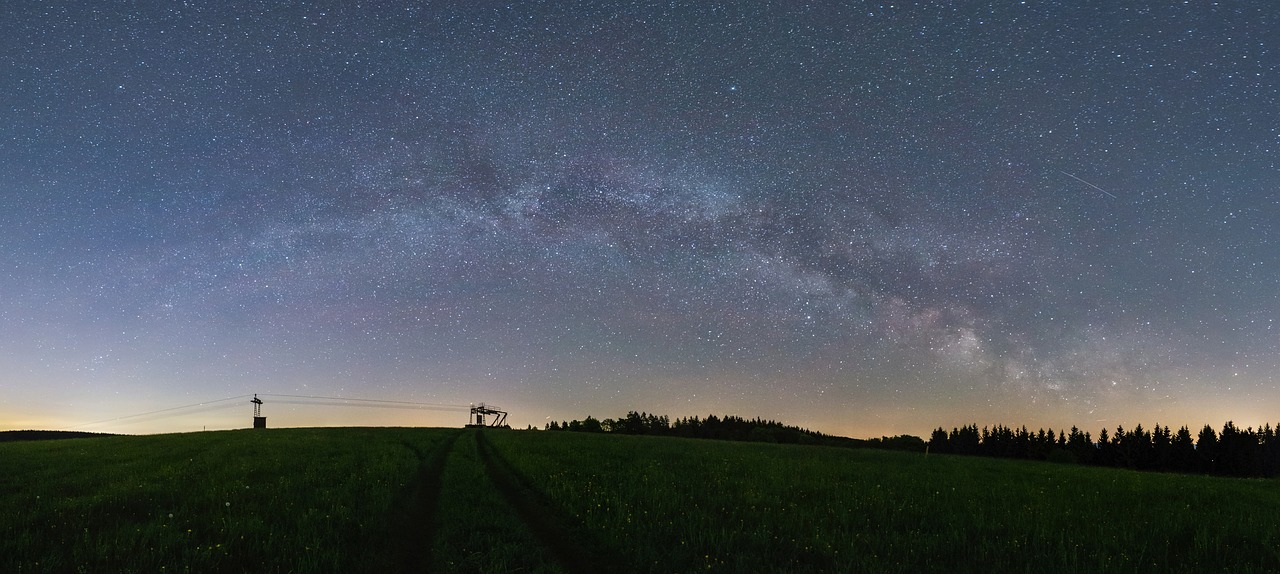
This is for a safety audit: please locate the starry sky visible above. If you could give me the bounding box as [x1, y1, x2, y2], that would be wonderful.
[2, 2, 1277, 436]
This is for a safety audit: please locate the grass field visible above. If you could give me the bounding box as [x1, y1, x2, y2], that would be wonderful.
[3, 427, 1278, 573]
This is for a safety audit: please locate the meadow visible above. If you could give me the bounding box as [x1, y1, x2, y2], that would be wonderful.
[3, 427, 1278, 573]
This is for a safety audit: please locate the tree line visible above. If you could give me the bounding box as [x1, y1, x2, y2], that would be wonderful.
[929, 421, 1280, 477]
[0, 430, 116, 442]
[545, 411, 926, 452]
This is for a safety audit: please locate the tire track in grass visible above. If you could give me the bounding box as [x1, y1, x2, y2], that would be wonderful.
[390, 431, 462, 572]
[475, 429, 628, 574]
[431, 431, 567, 573]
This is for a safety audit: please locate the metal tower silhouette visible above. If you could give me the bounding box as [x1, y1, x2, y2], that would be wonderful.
[251, 394, 266, 429]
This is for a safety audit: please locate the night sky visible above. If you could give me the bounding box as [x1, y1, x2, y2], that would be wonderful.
[3, 2, 1277, 436]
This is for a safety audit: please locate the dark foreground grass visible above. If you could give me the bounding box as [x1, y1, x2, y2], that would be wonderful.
[431, 430, 565, 573]
[0, 427, 451, 573]
[483, 430, 1280, 573]
[3, 427, 1279, 573]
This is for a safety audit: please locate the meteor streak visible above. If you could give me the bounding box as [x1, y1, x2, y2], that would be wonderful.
[1060, 171, 1118, 199]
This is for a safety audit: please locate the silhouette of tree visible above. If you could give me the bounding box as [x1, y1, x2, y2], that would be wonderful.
[1171, 426, 1196, 472]
[929, 427, 950, 454]
[1216, 421, 1262, 476]
[1261, 423, 1280, 477]
[994, 425, 1017, 458]
[551, 410, 1280, 477]
[1196, 424, 1218, 473]
[949, 424, 980, 455]
[1033, 428, 1049, 460]
[918, 417, 1280, 478]
[1151, 424, 1172, 470]
[623, 411, 647, 434]
[1062, 426, 1090, 464]
[1095, 427, 1114, 467]
[1129, 424, 1154, 470]
[1015, 426, 1032, 459]
[870, 434, 926, 451]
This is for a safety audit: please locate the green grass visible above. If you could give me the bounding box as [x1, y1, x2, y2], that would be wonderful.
[3, 427, 1279, 573]
[0, 428, 449, 573]
[430, 431, 565, 573]
[483, 430, 1280, 573]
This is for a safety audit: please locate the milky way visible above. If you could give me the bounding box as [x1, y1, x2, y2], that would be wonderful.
[2, 2, 1277, 435]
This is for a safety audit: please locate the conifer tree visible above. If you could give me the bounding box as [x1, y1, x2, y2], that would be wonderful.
[1197, 424, 1218, 473]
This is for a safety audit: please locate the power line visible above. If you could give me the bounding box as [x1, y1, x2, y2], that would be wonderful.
[68, 393, 474, 431]
[259, 394, 471, 411]
[269, 399, 468, 412]
[72, 395, 254, 429]
[93, 401, 247, 428]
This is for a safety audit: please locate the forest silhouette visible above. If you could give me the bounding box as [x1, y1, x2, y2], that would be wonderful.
[546, 412, 1280, 478]
[544, 411, 925, 452]
[929, 421, 1280, 477]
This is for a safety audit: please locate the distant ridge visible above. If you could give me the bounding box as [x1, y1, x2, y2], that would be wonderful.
[0, 430, 119, 442]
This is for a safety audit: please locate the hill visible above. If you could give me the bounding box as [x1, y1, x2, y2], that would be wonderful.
[0, 430, 118, 442]
[2, 427, 1278, 572]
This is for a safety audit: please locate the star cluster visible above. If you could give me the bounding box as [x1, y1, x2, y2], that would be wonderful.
[2, 2, 1277, 435]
